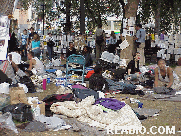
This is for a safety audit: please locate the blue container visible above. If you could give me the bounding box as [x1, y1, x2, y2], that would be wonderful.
[46, 69, 57, 73]
[138, 102, 143, 108]
[47, 78, 51, 83]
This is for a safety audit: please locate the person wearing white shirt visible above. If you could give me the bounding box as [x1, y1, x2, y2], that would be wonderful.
[27, 51, 44, 75]
[133, 24, 146, 66]
[110, 31, 117, 44]
[46, 33, 55, 60]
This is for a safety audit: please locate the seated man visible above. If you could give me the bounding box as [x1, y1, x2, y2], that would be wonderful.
[27, 51, 44, 75]
[154, 59, 179, 93]
[66, 42, 76, 58]
[89, 65, 109, 92]
[125, 52, 141, 80]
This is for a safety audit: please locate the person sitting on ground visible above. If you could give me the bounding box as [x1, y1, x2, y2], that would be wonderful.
[82, 46, 93, 67]
[125, 52, 141, 81]
[89, 65, 109, 93]
[154, 59, 180, 93]
[27, 51, 44, 75]
[66, 42, 76, 58]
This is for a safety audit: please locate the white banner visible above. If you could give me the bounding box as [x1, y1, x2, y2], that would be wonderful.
[0, 38, 8, 60]
[0, 16, 9, 39]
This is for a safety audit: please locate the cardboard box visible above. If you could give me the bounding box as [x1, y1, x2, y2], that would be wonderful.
[9, 87, 29, 105]
[32, 101, 45, 115]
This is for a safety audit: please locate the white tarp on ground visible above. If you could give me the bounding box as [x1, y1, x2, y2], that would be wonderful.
[50, 96, 142, 129]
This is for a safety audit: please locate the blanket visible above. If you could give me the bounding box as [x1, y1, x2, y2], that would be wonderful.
[50, 96, 142, 129]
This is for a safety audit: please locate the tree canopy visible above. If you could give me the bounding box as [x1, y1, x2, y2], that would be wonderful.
[140, 0, 181, 34]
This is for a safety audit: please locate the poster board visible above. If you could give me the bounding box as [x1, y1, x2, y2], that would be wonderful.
[0, 16, 9, 60]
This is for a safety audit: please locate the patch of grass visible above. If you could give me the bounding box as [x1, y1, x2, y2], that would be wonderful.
[13, 120, 29, 125]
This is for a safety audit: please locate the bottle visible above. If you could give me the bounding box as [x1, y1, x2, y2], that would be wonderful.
[47, 74, 50, 83]
[31, 105, 35, 119]
[35, 105, 40, 118]
[40, 50, 43, 60]
[42, 75, 47, 90]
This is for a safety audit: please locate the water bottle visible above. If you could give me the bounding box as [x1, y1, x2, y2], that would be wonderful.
[40, 50, 43, 60]
[31, 105, 36, 119]
[35, 105, 40, 118]
[47, 74, 50, 83]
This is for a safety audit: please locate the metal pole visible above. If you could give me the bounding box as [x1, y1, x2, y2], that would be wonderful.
[43, 0, 45, 35]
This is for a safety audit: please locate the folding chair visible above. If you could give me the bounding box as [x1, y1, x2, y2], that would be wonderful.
[65, 54, 85, 86]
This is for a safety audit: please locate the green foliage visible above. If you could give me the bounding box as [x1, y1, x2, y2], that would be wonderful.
[19, 0, 123, 31]
[140, 0, 181, 33]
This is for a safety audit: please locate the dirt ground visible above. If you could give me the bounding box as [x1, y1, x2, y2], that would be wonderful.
[2, 60, 181, 136]
[5, 83, 177, 136]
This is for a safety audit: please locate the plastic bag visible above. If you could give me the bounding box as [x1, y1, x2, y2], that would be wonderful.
[0, 112, 18, 133]
[2, 103, 33, 122]
[0, 94, 10, 111]
[18, 83, 28, 93]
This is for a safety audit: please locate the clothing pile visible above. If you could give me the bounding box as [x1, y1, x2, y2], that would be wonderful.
[50, 96, 142, 129]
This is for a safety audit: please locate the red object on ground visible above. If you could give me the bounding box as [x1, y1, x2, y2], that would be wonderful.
[85, 70, 95, 78]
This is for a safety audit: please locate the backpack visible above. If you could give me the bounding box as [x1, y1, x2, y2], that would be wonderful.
[96, 32, 104, 44]
[47, 40, 55, 47]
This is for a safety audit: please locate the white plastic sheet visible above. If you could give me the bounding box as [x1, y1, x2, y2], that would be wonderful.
[18, 83, 28, 93]
[119, 39, 129, 50]
[0, 82, 9, 94]
[0, 112, 18, 133]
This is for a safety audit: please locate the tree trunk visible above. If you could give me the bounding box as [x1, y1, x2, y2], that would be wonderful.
[65, 0, 71, 33]
[80, 0, 85, 34]
[120, 0, 140, 63]
[155, 0, 161, 35]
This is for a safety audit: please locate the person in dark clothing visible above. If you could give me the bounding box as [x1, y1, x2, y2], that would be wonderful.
[89, 65, 109, 92]
[8, 32, 19, 53]
[27, 27, 37, 49]
[125, 52, 141, 80]
[82, 46, 93, 67]
[66, 42, 76, 58]
[107, 44, 117, 54]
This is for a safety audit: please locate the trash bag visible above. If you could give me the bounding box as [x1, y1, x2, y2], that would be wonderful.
[0, 112, 18, 133]
[19, 76, 36, 93]
[2, 103, 33, 122]
[73, 88, 99, 100]
[0, 94, 10, 111]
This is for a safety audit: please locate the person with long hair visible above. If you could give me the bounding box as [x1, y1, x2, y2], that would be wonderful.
[8, 32, 19, 52]
[82, 46, 93, 67]
[30, 34, 43, 59]
[125, 52, 141, 80]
